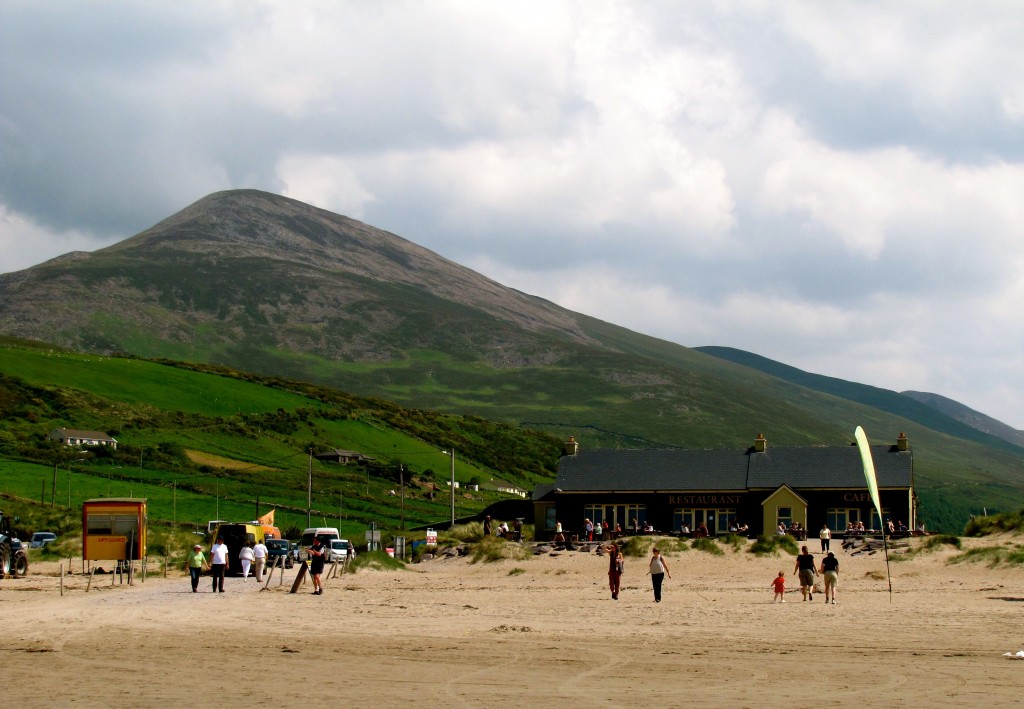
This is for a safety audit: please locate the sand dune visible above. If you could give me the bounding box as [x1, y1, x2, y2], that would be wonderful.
[2, 535, 1022, 707]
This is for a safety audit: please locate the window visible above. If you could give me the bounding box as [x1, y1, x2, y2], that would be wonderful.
[776, 507, 792, 528]
[87, 514, 113, 535]
[826, 508, 861, 531]
[673, 508, 736, 535]
[544, 506, 557, 531]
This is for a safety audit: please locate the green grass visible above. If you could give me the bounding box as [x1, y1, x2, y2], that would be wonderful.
[963, 508, 1024, 536]
[948, 544, 1024, 567]
[749, 534, 800, 557]
[691, 537, 724, 555]
[349, 549, 406, 573]
[0, 344, 560, 539]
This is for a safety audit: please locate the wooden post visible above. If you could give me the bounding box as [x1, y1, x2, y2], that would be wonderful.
[60, 563, 64, 596]
[86, 568, 95, 593]
[288, 561, 308, 593]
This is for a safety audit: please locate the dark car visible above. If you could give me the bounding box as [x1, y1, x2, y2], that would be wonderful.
[265, 538, 293, 569]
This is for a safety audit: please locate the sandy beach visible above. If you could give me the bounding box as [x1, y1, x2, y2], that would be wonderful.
[2, 536, 1022, 708]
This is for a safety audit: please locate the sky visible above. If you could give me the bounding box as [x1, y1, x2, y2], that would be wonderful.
[2, 1, 1023, 429]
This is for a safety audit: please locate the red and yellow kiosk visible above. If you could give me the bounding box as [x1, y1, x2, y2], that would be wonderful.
[82, 498, 147, 561]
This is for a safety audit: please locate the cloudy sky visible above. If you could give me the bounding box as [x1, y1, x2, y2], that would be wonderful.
[2, 1, 1023, 428]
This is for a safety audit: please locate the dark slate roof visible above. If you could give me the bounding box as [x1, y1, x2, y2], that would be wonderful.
[747, 445, 911, 489]
[554, 445, 912, 493]
[556, 449, 751, 492]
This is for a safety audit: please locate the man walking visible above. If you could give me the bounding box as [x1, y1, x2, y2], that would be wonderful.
[210, 536, 229, 593]
[252, 538, 268, 582]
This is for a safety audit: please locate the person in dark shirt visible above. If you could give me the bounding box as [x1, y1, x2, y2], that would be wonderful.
[819, 551, 839, 604]
[308, 538, 325, 595]
[793, 545, 816, 601]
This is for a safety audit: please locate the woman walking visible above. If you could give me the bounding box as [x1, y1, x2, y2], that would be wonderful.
[647, 546, 671, 602]
[185, 544, 208, 593]
[607, 543, 623, 600]
[819, 551, 839, 604]
[239, 541, 255, 579]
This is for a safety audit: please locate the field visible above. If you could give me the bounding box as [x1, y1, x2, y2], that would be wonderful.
[0, 344, 556, 539]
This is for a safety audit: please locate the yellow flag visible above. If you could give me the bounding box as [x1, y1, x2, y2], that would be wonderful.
[854, 426, 883, 526]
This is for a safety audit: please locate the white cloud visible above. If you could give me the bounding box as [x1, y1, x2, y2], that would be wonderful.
[1, 0, 1024, 428]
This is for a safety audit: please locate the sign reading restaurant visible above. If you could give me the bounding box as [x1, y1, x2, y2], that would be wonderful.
[668, 494, 743, 505]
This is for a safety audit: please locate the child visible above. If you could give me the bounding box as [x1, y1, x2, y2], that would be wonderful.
[771, 571, 786, 603]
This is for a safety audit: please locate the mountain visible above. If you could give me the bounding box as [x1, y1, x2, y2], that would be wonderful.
[902, 390, 1024, 450]
[695, 346, 1024, 455]
[2, 189, 1023, 530]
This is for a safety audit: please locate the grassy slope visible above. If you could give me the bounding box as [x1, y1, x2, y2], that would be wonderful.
[0, 343, 553, 538]
[3, 335, 1021, 534]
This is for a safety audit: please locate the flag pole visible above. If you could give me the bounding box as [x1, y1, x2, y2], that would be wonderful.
[855, 426, 893, 604]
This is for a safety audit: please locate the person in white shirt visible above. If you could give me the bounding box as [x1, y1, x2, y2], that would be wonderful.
[819, 524, 831, 553]
[252, 539, 268, 582]
[210, 536, 229, 592]
[239, 542, 255, 579]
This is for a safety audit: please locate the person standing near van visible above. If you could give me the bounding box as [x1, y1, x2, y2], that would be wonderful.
[252, 538, 268, 582]
[210, 536, 228, 592]
[308, 538, 325, 595]
[239, 541, 255, 579]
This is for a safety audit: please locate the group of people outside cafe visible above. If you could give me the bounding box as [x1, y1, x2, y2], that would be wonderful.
[482, 516, 523, 541]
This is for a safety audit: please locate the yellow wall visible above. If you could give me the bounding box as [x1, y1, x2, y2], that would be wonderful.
[761, 488, 807, 535]
[82, 500, 147, 561]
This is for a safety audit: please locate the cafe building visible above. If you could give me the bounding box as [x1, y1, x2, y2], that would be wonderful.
[532, 433, 915, 538]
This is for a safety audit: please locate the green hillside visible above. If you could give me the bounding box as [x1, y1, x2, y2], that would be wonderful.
[1, 191, 1022, 534]
[0, 341, 559, 540]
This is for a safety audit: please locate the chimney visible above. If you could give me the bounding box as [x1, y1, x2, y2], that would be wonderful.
[564, 436, 579, 456]
[754, 433, 767, 453]
[897, 432, 909, 452]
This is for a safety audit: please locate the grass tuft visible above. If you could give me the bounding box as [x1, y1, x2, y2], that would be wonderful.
[748, 534, 800, 557]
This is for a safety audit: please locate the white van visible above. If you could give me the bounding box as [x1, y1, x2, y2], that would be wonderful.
[300, 527, 339, 559]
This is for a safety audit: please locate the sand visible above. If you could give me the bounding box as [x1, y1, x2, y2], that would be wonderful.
[2, 536, 1022, 708]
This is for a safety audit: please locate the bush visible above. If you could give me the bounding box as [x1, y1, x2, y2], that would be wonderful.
[749, 534, 800, 557]
[349, 549, 405, 573]
[921, 534, 962, 551]
[948, 544, 1024, 567]
[963, 509, 1024, 537]
[470, 535, 530, 564]
[691, 537, 724, 555]
[616, 535, 653, 558]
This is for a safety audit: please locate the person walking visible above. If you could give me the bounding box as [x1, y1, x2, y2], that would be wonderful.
[210, 536, 229, 593]
[239, 541, 255, 579]
[308, 537, 326, 595]
[819, 551, 839, 604]
[771, 571, 786, 603]
[794, 545, 816, 601]
[606, 543, 623, 600]
[819, 524, 831, 553]
[185, 543, 208, 592]
[647, 546, 671, 602]
[252, 538, 268, 582]
[483, 515, 491, 537]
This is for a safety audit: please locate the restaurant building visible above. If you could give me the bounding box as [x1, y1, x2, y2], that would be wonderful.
[532, 433, 915, 538]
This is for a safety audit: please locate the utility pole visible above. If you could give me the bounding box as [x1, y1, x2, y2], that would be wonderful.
[307, 449, 312, 528]
[442, 449, 455, 527]
[400, 464, 405, 531]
